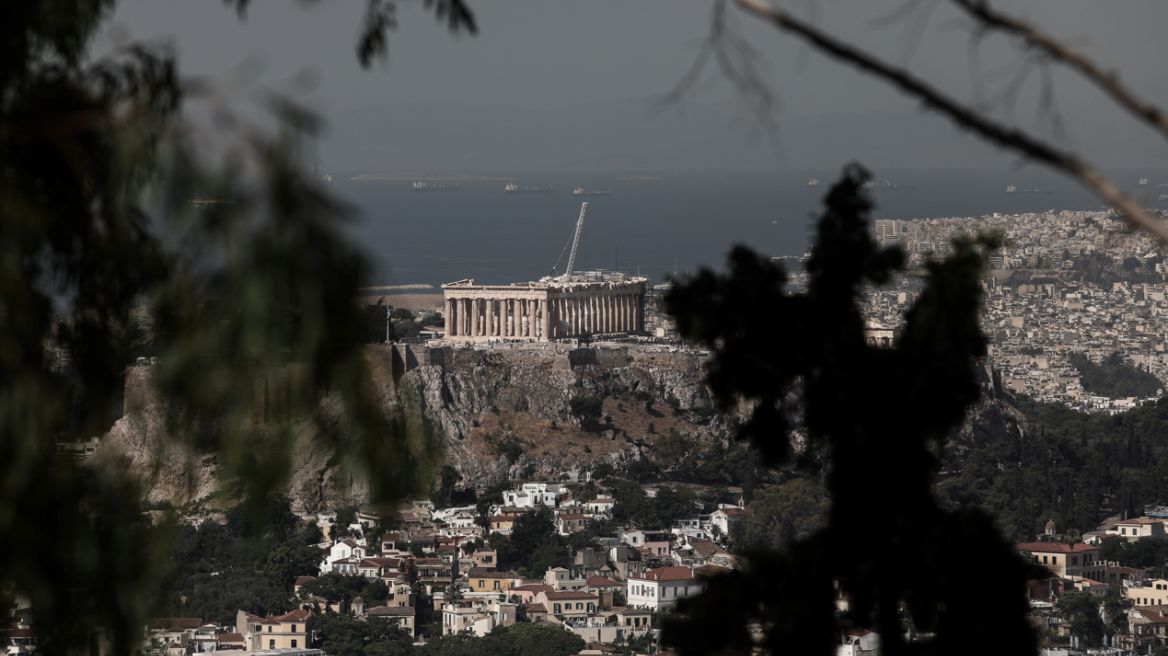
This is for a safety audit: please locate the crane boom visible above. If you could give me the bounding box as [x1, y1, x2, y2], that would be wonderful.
[561, 202, 588, 282]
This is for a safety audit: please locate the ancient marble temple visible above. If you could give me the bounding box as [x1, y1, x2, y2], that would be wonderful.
[442, 273, 648, 341]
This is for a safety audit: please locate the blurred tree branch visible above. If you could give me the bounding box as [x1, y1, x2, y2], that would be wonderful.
[0, 1, 474, 652]
[712, 0, 1168, 242]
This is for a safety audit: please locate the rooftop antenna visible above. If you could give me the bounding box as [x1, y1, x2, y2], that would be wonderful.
[561, 202, 588, 282]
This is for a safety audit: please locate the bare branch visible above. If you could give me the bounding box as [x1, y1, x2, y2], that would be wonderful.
[731, 0, 1168, 244]
[950, 0, 1168, 142]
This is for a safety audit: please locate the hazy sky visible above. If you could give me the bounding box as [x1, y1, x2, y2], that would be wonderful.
[101, 1, 1168, 170]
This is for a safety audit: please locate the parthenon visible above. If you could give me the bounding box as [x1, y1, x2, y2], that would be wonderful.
[442, 273, 648, 341]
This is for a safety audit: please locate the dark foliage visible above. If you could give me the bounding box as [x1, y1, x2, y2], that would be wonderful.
[418, 622, 583, 656]
[366, 299, 394, 343]
[488, 508, 567, 575]
[311, 612, 412, 656]
[299, 572, 389, 606]
[570, 395, 605, 432]
[1068, 352, 1162, 399]
[937, 395, 1168, 543]
[660, 166, 1042, 656]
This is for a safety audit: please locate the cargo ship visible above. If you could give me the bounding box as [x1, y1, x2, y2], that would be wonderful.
[573, 187, 612, 197]
[413, 182, 459, 192]
[1005, 185, 1053, 195]
[870, 180, 918, 191]
[505, 184, 554, 195]
[807, 177, 821, 187]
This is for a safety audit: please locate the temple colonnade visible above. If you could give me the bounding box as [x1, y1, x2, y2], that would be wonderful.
[442, 278, 647, 341]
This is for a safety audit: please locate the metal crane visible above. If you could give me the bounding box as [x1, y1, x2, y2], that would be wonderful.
[560, 202, 588, 282]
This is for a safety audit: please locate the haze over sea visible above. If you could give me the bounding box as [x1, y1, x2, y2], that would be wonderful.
[336, 168, 1168, 290]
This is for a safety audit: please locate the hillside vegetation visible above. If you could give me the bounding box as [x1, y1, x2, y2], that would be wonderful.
[1068, 352, 1163, 399]
[935, 395, 1168, 543]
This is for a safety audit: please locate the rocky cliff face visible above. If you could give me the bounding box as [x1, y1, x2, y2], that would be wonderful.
[97, 394, 373, 514]
[98, 346, 1021, 511]
[99, 346, 714, 511]
[390, 347, 715, 488]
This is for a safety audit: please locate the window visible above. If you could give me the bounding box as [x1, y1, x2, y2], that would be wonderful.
[554, 604, 562, 614]
[1073, 557, 1078, 565]
[292, 625, 297, 633]
[494, 581, 500, 590]
[292, 641, 297, 648]
[270, 641, 275, 649]
[1052, 557, 1057, 565]
[1043, 556, 1048, 564]
[268, 627, 272, 633]
[478, 580, 485, 588]
[1122, 528, 1128, 535]
[576, 603, 583, 610]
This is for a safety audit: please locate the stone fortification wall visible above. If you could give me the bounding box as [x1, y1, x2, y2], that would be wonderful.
[392, 344, 704, 378]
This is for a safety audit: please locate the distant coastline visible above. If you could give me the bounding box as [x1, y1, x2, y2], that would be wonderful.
[351, 172, 516, 181]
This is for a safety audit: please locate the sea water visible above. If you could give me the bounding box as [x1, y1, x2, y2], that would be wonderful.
[333, 168, 1167, 289]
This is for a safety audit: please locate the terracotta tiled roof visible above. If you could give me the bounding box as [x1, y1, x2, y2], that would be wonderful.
[219, 634, 245, 643]
[361, 558, 401, 568]
[264, 609, 310, 624]
[1135, 608, 1168, 623]
[686, 538, 724, 559]
[511, 584, 555, 593]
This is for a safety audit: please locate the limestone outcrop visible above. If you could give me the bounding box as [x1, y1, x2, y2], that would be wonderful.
[97, 345, 1021, 512]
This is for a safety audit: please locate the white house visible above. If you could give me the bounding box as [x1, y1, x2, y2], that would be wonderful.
[711, 507, 746, 537]
[585, 498, 616, 515]
[321, 539, 366, 576]
[1107, 518, 1168, 542]
[626, 566, 726, 612]
[503, 483, 558, 508]
[838, 630, 880, 656]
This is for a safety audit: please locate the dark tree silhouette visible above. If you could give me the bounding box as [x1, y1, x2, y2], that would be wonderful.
[661, 166, 1044, 656]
